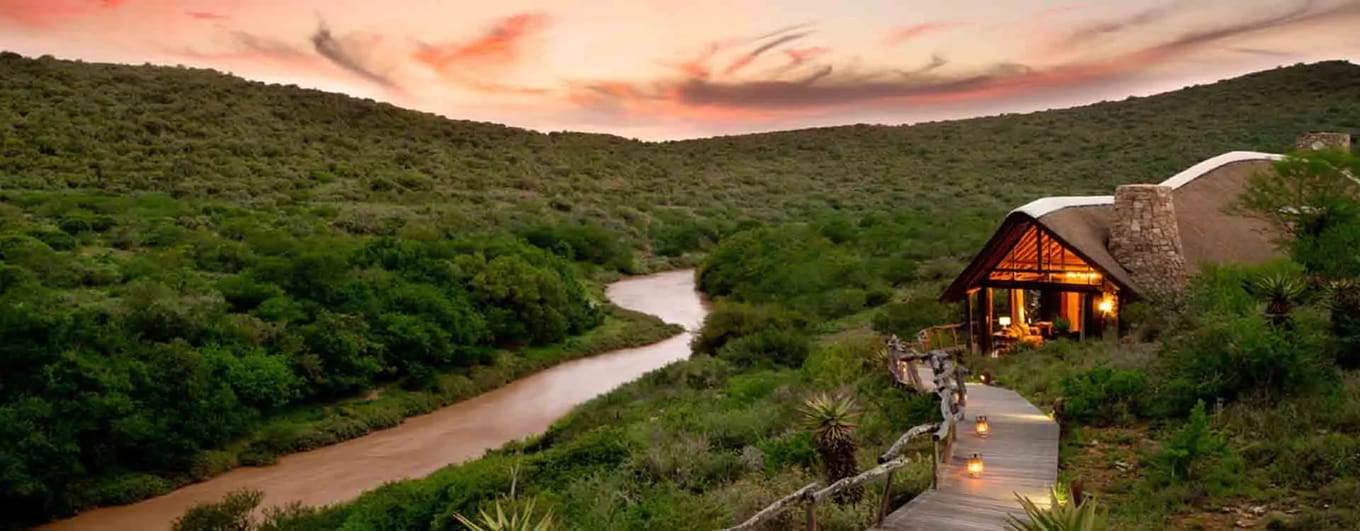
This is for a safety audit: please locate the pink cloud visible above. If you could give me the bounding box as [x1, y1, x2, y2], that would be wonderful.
[885, 22, 962, 46]
[0, 0, 125, 26]
[186, 11, 229, 21]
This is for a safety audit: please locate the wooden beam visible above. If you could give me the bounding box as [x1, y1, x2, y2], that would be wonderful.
[808, 456, 912, 503]
[879, 422, 940, 463]
[722, 483, 818, 531]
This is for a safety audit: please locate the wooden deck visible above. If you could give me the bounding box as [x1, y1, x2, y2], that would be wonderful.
[876, 368, 1059, 530]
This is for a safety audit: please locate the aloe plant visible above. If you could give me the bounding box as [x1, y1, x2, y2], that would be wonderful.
[801, 392, 862, 504]
[453, 498, 556, 531]
[1244, 272, 1307, 326]
[1006, 488, 1108, 531]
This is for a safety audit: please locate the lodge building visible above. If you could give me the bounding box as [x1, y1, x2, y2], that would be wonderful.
[940, 132, 1354, 354]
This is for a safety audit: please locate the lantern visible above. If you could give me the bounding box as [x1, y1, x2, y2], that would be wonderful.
[975, 415, 990, 437]
[967, 453, 984, 477]
[997, 316, 1012, 328]
[1097, 296, 1115, 315]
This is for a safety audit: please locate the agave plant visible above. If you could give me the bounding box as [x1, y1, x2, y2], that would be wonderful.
[800, 392, 862, 504]
[1244, 272, 1307, 327]
[453, 498, 556, 531]
[1007, 488, 1108, 531]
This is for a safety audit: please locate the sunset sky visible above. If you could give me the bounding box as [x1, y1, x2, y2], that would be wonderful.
[2, 0, 1358, 139]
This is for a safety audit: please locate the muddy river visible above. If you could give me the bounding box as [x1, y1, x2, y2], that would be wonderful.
[43, 269, 707, 530]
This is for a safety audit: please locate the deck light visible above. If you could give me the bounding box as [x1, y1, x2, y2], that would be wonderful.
[975, 416, 990, 437]
[967, 453, 984, 477]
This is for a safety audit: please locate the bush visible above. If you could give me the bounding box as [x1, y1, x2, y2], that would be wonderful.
[690, 302, 802, 356]
[714, 329, 810, 369]
[1057, 367, 1148, 426]
[70, 473, 174, 508]
[1154, 401, 1229, 482]
[871, 300, 957, 338]
[189, 450, 240, 481]
[1159, 313, 1329, 412]
[172, 488, 262, 531]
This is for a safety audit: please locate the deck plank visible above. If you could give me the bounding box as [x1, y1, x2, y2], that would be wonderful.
[876, 367, 1059, 530]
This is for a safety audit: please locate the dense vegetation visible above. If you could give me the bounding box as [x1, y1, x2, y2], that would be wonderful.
[3, 51, 1359, 528]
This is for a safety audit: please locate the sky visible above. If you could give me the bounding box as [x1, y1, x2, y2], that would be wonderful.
[1, 0, 1358, 140]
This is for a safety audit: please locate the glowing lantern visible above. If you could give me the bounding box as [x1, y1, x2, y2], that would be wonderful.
[967, 453, 984, 477]
[975, 415, 990, 437]
[997, 316, 1012, 327]
[1097, 297, 1115, 315]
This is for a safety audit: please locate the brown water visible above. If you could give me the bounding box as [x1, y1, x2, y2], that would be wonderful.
[42, 270, 707, 531]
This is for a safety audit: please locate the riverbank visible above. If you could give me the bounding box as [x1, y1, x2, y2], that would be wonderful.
[44, 270, 703, 530]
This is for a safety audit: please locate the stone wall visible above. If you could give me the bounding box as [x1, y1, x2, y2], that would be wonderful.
[1295, 132, 1352, 152]
[1108, 184, 1187, 297]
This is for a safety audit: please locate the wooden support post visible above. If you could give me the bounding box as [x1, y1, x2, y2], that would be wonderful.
[931, 439, 939, 489]
[877, 471, 895, 525]
[804, 503, 816, 531]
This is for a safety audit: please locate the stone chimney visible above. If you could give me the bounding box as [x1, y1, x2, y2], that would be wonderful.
[1295, 132, 1352, 152]
[1108, 184, 1187, 296]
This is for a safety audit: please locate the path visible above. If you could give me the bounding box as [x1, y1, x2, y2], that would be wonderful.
[877, 366, 1059, 530]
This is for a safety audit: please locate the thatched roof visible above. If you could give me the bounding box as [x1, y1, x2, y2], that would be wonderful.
[942, 152, 1286, 301]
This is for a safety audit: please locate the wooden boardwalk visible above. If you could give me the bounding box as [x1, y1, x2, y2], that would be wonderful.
[876, 367, 1059, 530]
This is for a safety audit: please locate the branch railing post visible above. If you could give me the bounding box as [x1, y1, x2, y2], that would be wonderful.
[876, 470, 895, 525]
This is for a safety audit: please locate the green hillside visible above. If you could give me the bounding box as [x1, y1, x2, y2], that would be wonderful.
[3, 51, 1360, 527]
[4, 52, 1359, 254]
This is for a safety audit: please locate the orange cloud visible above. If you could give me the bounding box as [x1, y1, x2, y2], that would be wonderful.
[415, 13, 546, 72]
[885, 22, 962, 45]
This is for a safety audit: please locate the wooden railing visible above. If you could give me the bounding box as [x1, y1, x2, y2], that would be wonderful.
[724, 332, 968, 530]
[722, 421, 938, 531]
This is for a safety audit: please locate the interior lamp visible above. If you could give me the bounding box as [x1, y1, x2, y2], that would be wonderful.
[975, 415, 990, 438]
[997, 316, 1012, 327]
[967, 453, 984, 477]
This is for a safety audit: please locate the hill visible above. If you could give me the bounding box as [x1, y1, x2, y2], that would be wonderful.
[3, 52, 1360, 525]
[4, 52, 1360, 257]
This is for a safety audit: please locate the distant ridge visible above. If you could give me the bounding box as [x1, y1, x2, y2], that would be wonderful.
[2, 52, 1358, 229]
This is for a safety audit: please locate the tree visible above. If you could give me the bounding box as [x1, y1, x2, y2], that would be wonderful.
[1239, 149, 1360, 244]
[800, 393, 863, 504]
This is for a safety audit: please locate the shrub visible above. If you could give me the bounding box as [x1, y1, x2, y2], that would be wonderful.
[714, 329, 810, 369]
[1154, 401, 1228, 482]
[189, 450, 240, 481]
[1159, 312, 1329, 412]
[1057, 368, 1148, 426]
[69, 473, 173, 508]
[1327, 280, 1360, 369]
[757, 432, 818, 472]
[690, 302, 801, 356]
[802, 338, 878, 389]
[172, 488, 262, 531]
[871, 300, 957, 338]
